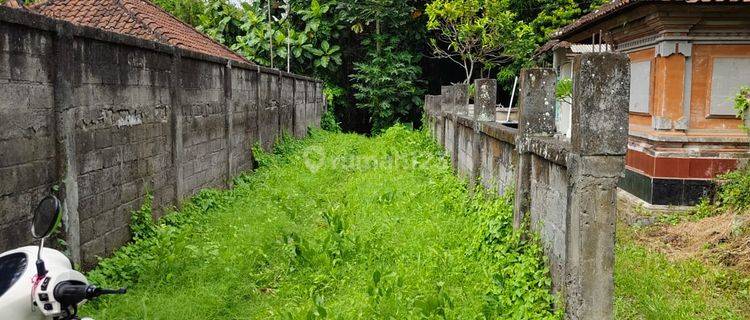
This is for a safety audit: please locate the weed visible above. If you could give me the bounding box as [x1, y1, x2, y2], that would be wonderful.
[717, 167, 750, 211]
[615, 226, 750, 319]
[320, 109, 342, 133]
[83, 125, 559, 319]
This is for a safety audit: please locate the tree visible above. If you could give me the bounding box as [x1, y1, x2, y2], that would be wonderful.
[350, 41, 424, 133]
[425, 0, 520, 83]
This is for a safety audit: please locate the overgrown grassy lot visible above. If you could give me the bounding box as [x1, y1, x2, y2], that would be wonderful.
[82, 126, 559, 319]
[615, 217, 750, 319]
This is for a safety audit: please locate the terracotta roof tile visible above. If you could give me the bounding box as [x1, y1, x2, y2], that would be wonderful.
[552, 0, 750, 40]
[2, 0, 25, 8]
[29, 0, 250, 63]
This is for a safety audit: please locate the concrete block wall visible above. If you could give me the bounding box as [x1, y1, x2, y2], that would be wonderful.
[478, 123, 517, 195]
[0, 7, 324, 268]
[423, 53, 630, 320]
[73, 37, 176, 264]
[528, 153, 568, 289]
[0, 21, 57, 251]
[423, 85, 519, 198]
[455, 117, 474, 180]
[229, 67, 258, 175]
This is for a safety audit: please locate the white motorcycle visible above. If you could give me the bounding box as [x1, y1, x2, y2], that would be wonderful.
[0, 195, 126, 320]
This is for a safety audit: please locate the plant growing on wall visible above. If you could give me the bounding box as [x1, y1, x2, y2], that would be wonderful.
[734, 86, 750, 133]
[555, 78, 572, 104]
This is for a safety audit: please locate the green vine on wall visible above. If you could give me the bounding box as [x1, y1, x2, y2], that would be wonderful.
[734, 86, 750, 133]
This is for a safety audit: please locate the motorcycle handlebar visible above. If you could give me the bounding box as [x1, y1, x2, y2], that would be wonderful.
[54, 282, 127, 306]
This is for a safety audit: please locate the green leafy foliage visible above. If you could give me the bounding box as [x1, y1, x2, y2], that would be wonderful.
[86, 189, 233, 289]
[717, 167, 750, 211]
[83, 127, 559, 318]
[150, 0, 427, 132]
[733, 86, 750, 132]
[425, 0, 522, 83]
[555, 78, 572, 104]
[497, 0, 608, 88]
[320, 109, 341, 132]
[350, 42, 424, 134]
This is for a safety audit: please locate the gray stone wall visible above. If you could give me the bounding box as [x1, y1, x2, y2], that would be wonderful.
[0, 7, 324, 268]
[73, 38, 176, 264]
[478, 125, 516, 195]
[528, 154, 568, 289]
[229, 67, 258, 175]
[179, 57, 225, 196]
[0, 21, 57, 252]
[424, 54, 629, 320]
[455, 118, 474, 180]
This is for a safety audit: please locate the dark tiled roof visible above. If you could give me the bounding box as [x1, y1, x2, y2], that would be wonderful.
[552, 0, 750, 40]
[29, 0, 249, 63]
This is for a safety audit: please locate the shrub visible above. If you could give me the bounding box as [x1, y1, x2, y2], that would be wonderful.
[320, 110, 342, 133]
[717, 167, 750, 211]
[86, 189, 234, 289]
[350, 43, 424, 134]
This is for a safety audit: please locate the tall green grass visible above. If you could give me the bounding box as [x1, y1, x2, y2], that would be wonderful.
[614, 227, 750, 319]
[82, 126, 559, 319]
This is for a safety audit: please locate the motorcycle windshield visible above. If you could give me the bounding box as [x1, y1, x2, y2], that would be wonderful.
[0, 252, 27, 298]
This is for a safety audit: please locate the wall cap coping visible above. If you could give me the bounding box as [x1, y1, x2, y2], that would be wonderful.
[630, 130, 750, 144]
[480, 122, 518, 145]
[523, 135, 571, 167]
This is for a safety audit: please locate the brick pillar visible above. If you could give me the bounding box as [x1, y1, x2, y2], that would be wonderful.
[223, 60, 233, 187]
[565, 53, 629, 320]
[513, 68, 556, 229]
[53, 22, 81, 264]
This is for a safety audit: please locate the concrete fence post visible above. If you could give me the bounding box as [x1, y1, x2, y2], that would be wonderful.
[565, 53, 629, 320]
[53, 22, 81, 265]
[513, 68, 557, 230]
[451, 84, 468, 171]
[254, 66, 261, 155]
[453, 83, 470, 116]
[440, 86, 452, 148]
[223, 60, 234, 187]
[277, 70, 283, 137]
[469, 79, 497, 191]
[169, 51, 184, 206]
[424, 95, 440, 137]
[474, 79, 497, 122]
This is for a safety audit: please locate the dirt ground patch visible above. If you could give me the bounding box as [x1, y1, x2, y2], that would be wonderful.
[631, 212, 750, 274]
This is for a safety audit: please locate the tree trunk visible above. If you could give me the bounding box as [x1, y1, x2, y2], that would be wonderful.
[268, 0, 273, 69]
[376, 19, 381, 54]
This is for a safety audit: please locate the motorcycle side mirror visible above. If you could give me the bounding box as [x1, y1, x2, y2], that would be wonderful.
[31, 195, 61, 277]
[32, 195, 61, 239]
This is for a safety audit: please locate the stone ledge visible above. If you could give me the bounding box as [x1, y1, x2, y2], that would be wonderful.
[630, 130, 750, 144]
[522, 136, 570, 167]
[480, 122, 517, 145]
